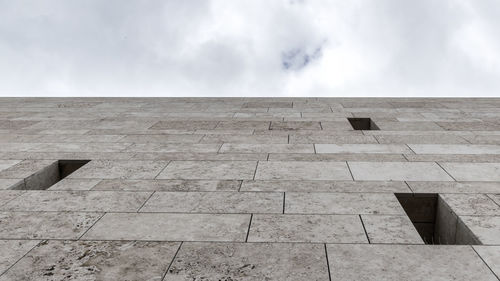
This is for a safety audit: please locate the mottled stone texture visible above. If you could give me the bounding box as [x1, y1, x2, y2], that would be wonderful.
[0, 98, 499, 280]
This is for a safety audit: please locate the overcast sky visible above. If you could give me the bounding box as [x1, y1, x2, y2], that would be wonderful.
[1, 0, 499, 97]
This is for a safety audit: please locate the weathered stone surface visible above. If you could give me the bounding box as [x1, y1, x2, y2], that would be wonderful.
[0, 211, 102, 239]
[0, 240, 180, 281]
[327, 244, 498, 280]
[1, 98, 500, 279]
[140, 191, 283, 213]
[166, 242, 329, 280]
[248, 214, 367, 243]
[82, 213, 250, 241]
[157, 160, 257, 180]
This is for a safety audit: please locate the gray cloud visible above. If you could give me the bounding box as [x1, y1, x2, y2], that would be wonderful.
[0, 0, 499, 97]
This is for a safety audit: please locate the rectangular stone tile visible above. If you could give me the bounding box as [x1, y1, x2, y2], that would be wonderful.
[82, 213, 250, 242]
[270, 121, 321, 130]
[268, 153, 407, 162]
[35, 134, 126, 143]
[125, 143, 220, 153]
[47, 178, 101, 191]
[408, 181, 500, 194]
[28, 142, 131, 153]
[215, 121, 270, 130]
[234, 112, 300, 119]
[0, 240, 180, 281]
[241, 180, 410, 193]
[341, 101, 393, 108]
[200, 134, 288, 144]
[473, 246, 500, 277]
[165, 242, 329, 281]
[196, 129, 254, 135]
[285, 193, 405, 215]
[376, 121, 444, 131]
[157, 161, 257, 180]
[92, 179, 241, 191]
[439, 194, 500, 215]
[290, 135, 377, 144]
[363, 130, 471, 136]
[140, 192, 282, 213]
[320, 121, 353, 130]
[409, 144, 500, 154]
[406, 154, 500, 163]
[2, 191, 152, 212]
[0, 211, 102, 239]
[220, 143, 314, 154]
[361, 215, 424, 244]
[440, 163, 500, 181]
[437, 121, 500, 131]
[119, 134, 203, 143]
[243, 101, 292, 108]
[0, 240, 40, 275]
[248, 214, 367, 243]
[375, 135, 469, 144]
[348, 162, 454, 181]
[259, 129, 362, 136]
[0, 151, 135, 161]
[149, 120, 219, 130]
[255, 161, 352, 180]
[68, 160, 168, 179]
[131, 152, 267, 161]
[316, 144, 412, 154]
[459, 216, 500, 245]
[327, 244, 498, 281]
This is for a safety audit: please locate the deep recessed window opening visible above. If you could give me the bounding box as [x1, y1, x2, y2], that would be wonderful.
[11, 160, 90, 190]
[347, 118, 379, 130]
[347, 118, 380, 130]
[395, 193, 479, 245]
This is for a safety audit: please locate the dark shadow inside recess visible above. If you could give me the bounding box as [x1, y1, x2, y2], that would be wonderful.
[347, 118, 379, 130]
[11, 160, 90, 190]
[395, 193, 480, 245]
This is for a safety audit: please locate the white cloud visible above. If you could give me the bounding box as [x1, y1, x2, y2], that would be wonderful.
[0, 0, 499, 97]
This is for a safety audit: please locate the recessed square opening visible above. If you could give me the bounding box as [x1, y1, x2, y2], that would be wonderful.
[11, 160, 90, 190]
[395, 193, 479, 245]
[347, 118, 379, 130]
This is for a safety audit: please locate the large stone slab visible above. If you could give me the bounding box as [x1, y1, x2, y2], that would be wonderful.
[285, 193, 405, 215]
[440, 163, 500, 181]
[157, 160, 257, 180]
[255, 161, 352, 180]
[2, 190, 152, 212]
[315, 144, 413, 154]
[68, 160, 168, 179]
[0, 240, 180, 281]
[409, 144, 500, 154]
[348, 162, 454, 181]
[0, 212, 102, 239]
[165, 242, 329, 280]
[327, 244, 498, 281]
[82, 213, 250, 241]
[248, 214, 367, 243]
[92, 179, 241, 191]
[140, 191, 283, 213]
